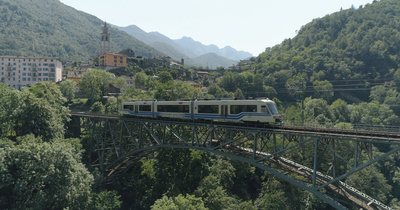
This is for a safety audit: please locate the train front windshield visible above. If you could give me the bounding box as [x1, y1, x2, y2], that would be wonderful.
[266, 102, 279, 115]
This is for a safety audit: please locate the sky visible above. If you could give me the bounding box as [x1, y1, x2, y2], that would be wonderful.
[59, 0, 373, 56]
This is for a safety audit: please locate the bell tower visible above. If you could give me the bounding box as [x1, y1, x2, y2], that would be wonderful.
[101, 21, 110, 54]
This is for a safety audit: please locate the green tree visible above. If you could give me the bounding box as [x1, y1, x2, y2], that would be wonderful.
[14, 92, 67, 140]
[90, 101, 105, 113]
[134, 71, 148, 89]
[254, 178, 287, 210]
[369, 85, 387, 103]
[264, 86, 277, 98]
[122, 87, 152, 101]
[59, 79, 77, 102]
[207, 84, 233, 98]
[313, 80, 334, 102]
[330, 98, 350, 123]
[219, 71, 237, 92]
[113, 77, 128, 93]
[195, 175, 237, 210]
[234, 88, 245, 99]
[394, 69, 400, 84]
[194, 159, 238, 210]
[79, 69, 115, 104]
[0, 135, 93, 209]
[285, 73, 307, 99]
[159, 71, 173, 83]
[346, 164, 392, 203]
[29, 81, 68, 107]
[153, 149, 210, 197]
[154, 81, 203, 101]
[10, 82, 71, 141]
[0, 84, 24, 138]
[104, 97, 117, 114]
[349, 102, 400, 126]
[151, 194, 207, 210]
[304, 98, 332, 126]
[92, 190, 122, 210]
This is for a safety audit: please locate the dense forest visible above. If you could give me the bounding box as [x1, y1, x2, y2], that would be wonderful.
[255, 0, 400, 102]
[2, 0, 400, 209]
[0, 0, 163, 60]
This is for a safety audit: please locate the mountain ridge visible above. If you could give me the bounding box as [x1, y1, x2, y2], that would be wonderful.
[117, 25, 253, 68]
[0, 0, 164, 61]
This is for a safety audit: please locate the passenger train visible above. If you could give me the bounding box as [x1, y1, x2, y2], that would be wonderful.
[121, 98, 281, 123]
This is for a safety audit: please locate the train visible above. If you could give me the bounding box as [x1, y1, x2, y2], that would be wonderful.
[121, 98, 281, 123]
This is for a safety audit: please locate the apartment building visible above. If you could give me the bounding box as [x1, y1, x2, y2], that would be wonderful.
[99, 53, 127, 67]
[0, 56, 63, 89]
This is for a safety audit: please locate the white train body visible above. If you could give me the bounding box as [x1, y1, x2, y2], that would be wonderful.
[121, 99, 281, 123]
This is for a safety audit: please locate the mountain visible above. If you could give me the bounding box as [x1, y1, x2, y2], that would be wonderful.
[117, 25, 253, 68]
[192, 53, 237, 69]
[173, 36, 253, 61]
[0, 0, 164, 61]
[256, 0, 400, 83]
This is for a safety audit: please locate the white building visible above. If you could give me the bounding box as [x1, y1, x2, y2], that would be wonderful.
[0, 56, 63, 89]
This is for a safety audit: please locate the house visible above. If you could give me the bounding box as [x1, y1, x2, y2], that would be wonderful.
[99, 53, 127, 67]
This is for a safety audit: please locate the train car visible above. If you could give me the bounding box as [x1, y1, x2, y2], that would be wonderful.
[121, 98, 281, 123]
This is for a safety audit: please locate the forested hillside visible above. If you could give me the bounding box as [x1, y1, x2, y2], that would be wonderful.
[255, 0, 400, 101]
[0, 0, 163, 61]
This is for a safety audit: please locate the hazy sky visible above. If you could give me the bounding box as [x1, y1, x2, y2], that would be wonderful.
[59, 0, 373, 56]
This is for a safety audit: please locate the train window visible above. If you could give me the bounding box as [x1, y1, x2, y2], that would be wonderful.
[261, 105, 268, 113]
[123, 105, 134, 111]
[157, 105, 189, 113]
[139, 105, 151, 111]
[198, 105, 219, 114]
[230, 105, 257, 114]
[267, 103, 279, 114]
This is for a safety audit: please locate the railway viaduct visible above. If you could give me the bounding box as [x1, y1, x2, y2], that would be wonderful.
[68, 113, 400, 210]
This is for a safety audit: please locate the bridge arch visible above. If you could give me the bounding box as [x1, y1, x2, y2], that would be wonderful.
[105, 144, 347, 209]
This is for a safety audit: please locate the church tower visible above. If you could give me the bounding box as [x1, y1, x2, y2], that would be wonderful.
[101, 21, 110, 54]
